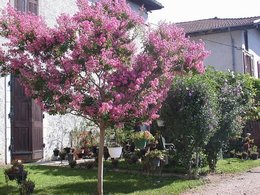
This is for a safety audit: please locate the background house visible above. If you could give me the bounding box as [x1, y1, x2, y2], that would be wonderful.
[176, 16, 260, 78]
[0, 0, 163, 164]
[177, 17, 260, 149]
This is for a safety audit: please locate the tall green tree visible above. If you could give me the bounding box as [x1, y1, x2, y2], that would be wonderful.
[205, 68, 254, 171]
[160, 74, 219, 176]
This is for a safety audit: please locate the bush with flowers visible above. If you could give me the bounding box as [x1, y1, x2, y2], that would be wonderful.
[70, 130, 99, 158]
[76, 131, 99, 148]
[131, 130, 155, 142]
[71, 130, 99, 148]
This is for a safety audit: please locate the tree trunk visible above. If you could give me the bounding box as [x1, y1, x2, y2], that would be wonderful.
[98, 124, 105, 195]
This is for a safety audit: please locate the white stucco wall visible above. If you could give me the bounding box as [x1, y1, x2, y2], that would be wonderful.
[0, 0, 11, 164]
[0, 0, 8, 9]
[39, 0, 147, 27]
[191, 29, 260, 78]
[0, 77, 6, 164]
[192, 31, 244, 73]
[39, 0, 78, 27]
[43, 114, 85, 160]
[0, 76, 11, 165]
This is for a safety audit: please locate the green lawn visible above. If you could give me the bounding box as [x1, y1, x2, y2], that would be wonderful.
[0, 164, 202, 195]
[216, 158, 260, 173]
[0, 158, 259, 195]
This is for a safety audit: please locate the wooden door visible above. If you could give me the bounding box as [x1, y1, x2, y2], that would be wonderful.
[11, 76, 31, 161]
[10, 77, 43, 162]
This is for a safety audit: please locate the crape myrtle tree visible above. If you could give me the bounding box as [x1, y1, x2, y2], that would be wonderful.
[0, 0, 208, 194]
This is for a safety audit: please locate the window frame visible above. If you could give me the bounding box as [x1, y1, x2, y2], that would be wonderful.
[14, 0, 38, 15]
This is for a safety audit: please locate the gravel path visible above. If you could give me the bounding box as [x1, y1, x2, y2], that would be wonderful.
[182, 166, 260, 195]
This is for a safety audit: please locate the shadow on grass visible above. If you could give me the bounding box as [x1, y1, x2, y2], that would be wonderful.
[27, 165, 97, 179]
[25, 165, 183, 194]
[0, 184, 19, 194]
[34, 175, 178, 194]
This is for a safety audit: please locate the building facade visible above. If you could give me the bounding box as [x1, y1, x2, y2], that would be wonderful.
[177, 17, 260, 78]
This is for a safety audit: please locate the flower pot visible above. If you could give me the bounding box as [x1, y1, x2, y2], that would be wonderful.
[53, 149, 60, 157]
[134, 139, 146, 149]
[107, 147, 123, 158]
[59, 152, 66, 160]
[250, 153, 258, 160]
[64, 147, 71, 154]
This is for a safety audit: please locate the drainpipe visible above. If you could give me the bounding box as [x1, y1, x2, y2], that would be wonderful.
[4, 76, 7, 164]
[229, 28, 236, 72]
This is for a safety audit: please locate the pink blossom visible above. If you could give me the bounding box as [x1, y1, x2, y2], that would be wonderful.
[0, 0, 208, 127]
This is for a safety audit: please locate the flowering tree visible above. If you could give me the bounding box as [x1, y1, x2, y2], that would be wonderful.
[0, 0, 208, 194]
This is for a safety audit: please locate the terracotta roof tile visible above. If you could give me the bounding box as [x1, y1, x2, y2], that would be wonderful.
[176, 16, 260, 34]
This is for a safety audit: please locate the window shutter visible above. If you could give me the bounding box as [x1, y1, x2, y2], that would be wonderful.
[28, 0, 38, 15]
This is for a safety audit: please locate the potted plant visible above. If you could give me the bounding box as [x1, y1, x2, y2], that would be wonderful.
[142, 149, 166, 172]
[242, 151, 248, 160]
[64, 147, 71, 154]
[107, 142, 123, 159]
[107, 147, 122, 159]
[250, 152, 259, 160]
[4, 161, 27, 184]
[249, 146, 259, 160]
[4, 166, 18, 181]
[131, 130, 155, 149]
[53, 148, 60, 157]
[105, 128, 128, 159]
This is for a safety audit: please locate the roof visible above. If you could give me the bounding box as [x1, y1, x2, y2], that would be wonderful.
[129, 0, 164, 11]
[176, 16, 260, 36]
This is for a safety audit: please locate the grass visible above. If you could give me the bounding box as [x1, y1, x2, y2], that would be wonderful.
[0, 158, 259, 195]
[216, 158, 260, 173]
[0, 164, 202, 195]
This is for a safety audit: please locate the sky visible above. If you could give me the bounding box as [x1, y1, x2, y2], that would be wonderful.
[148, 0, 260, 24]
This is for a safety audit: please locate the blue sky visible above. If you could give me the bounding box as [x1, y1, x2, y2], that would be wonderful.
[148, 0, 260, 24]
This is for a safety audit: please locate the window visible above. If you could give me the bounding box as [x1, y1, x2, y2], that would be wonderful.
[244, 30, 248, 51]
[14, 0, 38, 15]
[243, 51, 254, 76]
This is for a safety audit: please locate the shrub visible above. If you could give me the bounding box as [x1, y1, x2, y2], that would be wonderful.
[3, 160, 35, 194]
[160, 74, 219, 175]
[205, 68, 254, 171]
